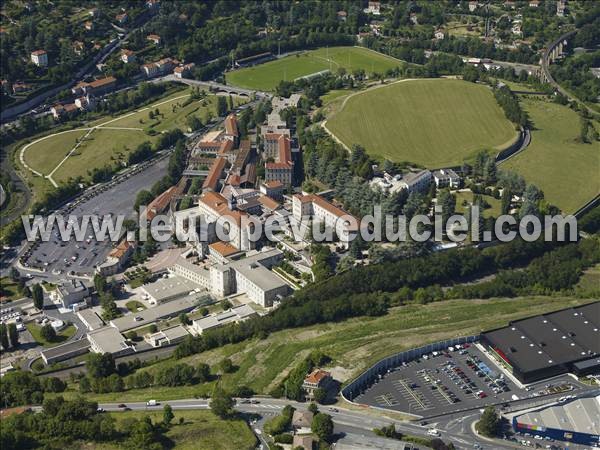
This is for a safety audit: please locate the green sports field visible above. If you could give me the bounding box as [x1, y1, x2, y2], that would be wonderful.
[502, 98, 600, 213]
[226, 46, 402, 91]
[20, 89, 245, 188]
[325, 79, 518, 168]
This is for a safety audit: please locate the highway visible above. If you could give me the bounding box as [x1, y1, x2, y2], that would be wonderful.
[92, 397, 517, 450]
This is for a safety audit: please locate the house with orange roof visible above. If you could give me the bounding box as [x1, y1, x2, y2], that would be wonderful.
[147, 34, 161, 45]
[121, 49, 136, 64]
[96, 239, 136, 276]
[302, 369, 333, 399]
[31, 49, 48, 67]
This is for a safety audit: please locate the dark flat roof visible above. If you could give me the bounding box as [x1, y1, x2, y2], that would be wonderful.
[483, 302, 600, 374]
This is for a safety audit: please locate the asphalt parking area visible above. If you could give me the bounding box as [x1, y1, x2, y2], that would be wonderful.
[353, 343, 577, 418]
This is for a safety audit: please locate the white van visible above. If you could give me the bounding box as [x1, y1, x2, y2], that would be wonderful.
[427, 428, 441, 437]
[146, 400, 158, 406]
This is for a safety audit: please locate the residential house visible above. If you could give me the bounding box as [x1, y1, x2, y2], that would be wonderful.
[434, 29, 445, 40]
[51, 103, 78, 119]
[147, 34, 161, 45]
[173, 63, 195, 78]
[72, 41, 85, 56]
[31, 50, 48, 67]
[302, 369, 333, 399]
[84, 21, 94, 31]
[556, 0, 566, 16]
[115, 13, 128, 24]
[529, 0, 540, 7]
[292, 435, 314, 450]
[468, 1, 479, 12]
[364, 1, 381, 15]
[121, 49, 136, 64]
[71, 76, 117, 97]
[433, 169, 461, 189]
[141, 57, 175, 77]
[96, 239, 135, 276]
[337, 10, 347, 21]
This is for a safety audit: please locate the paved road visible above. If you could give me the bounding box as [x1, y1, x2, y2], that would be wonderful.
[91, 397, 510, 449]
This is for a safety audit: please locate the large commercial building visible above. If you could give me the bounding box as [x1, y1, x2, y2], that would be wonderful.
[509, 394, 600, 446]
[481, 302, 600, 383]
[192, 304, 256, 335]
[87, 326, 134, 357]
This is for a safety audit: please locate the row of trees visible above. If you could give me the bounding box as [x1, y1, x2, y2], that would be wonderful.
[174, 236, 576, 361]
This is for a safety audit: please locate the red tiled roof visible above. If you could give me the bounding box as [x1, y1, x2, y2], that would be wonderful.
[305, 369, 330, 384]
[278, 135, 292, 164]
[258, 195, 280, 211]
[263, 180, 284, 189]
[295, 194, 359, 230]
[224, 114, 238, 137]
[264, 132, 283, 141]
[199, 191, 247, 228]
[218, 139, 234, 156]
[31, 50, 46, 56]
[265, 162, 292, 170]
[109, 240, 133, 259]
[87, 76, 116, 88]
[202, 157, 227, 190]
[209, 241, 239, 257]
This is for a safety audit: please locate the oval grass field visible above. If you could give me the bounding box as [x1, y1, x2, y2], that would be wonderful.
[325, 78, 518, 168]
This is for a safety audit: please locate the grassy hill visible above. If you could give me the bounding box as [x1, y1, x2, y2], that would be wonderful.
[225, 46, 402, 91]
[57, 296, 589, 404]
[325, 78, 518, 168]
[502, 98, 600, 213]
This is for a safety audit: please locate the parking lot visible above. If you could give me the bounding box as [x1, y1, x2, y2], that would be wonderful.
[22, 156, 169, 276]
[354, 343, 579, 418]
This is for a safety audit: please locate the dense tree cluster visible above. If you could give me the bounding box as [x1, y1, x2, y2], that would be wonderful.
[493, 86, 528, 127]
[0, 370, 65, 408]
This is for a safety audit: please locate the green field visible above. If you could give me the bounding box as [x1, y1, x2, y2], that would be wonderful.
[226, 46, 402, 91]
[325, 79, 518, 167]
[72, 410, 257, 450]
[23, 129, 90, 176]
[61, 296, 588, 404]
[27, 323, 76, 347]
[455, 190, 502, 219]
[502, 98, 600, 213]
[19, 89, 245, 188]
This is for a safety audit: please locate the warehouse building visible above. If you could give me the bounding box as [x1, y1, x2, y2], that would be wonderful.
[509, 394, 600, 446]
[481, 302, 600, 383]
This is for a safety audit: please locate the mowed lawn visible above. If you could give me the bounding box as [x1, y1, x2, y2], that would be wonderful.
[226, 46, 402, 91]
[20, 88, 245, 186]
[326, 79, 517, 168]
[65, 296, 588, 404]
[24, 129, 90, 175]
[502, 98, 600, 213]
[51, 129, 149, 184]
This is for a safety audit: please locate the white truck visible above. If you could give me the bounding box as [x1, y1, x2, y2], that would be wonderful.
[146, 399, 158, 407]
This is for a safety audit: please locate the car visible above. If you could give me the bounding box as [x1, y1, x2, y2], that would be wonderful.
[118, 404, 127, 408]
